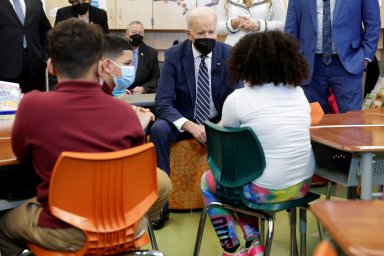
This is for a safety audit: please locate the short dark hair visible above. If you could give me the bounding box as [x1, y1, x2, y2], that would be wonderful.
[102, 35, 132, 60]
[48, 18, 103, 79]
[227, 31, 310, 87]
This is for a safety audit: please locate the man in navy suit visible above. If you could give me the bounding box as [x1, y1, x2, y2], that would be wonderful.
[0, 0, 51, 93]
[285, 0, 380, 113]
[149, 6, 242, 228]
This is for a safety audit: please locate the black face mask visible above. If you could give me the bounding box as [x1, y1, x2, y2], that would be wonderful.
[73, 3, 90, 16]
[193, 38, 216, 56]
[129, 34, 143, 47]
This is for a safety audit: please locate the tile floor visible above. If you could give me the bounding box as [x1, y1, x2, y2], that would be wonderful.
[146, 185, 347, 256]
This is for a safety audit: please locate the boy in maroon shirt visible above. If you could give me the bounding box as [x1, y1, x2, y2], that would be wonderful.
[0, 19, 170, 255]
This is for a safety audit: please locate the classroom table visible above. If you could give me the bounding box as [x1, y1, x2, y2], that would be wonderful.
[0, 119, 16, 166]
[0, 118, 26, 210]
[351, 107, 384, 117]
[310, 110, 384, 200]
[310, 200, 384, 256]
[119, 93, 156, 107]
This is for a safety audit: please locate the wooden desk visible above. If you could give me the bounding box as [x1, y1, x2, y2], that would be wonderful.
[0, 119, 17, 166]
[0, 119, 26, 211]
[353, 107, 384, 117]
[311, 111, 384, 199]
[310, 201, 384, 256]
[119, 93, 156, 107]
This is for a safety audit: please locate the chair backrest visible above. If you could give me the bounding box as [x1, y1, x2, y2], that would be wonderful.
[310, 102, 324, 125]
[204, 121, 266, 188]
[49, 143, 158, 255]
[312, 240, 338, 256]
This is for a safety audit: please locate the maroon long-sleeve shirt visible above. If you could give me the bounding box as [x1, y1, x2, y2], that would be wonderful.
[11, 80, 145, 228]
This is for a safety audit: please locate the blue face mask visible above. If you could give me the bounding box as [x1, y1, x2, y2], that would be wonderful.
[110, 60, 135, 90]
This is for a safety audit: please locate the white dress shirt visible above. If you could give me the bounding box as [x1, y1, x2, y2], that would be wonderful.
[173, 43, 218, 131]
[8, 0, 26, 16]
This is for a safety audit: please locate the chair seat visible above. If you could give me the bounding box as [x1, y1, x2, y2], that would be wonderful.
[243, 192, 320, 212]
[217, 184, 320, 212]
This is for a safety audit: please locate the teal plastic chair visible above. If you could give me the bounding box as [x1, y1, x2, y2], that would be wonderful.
[193, 121, 320, 256]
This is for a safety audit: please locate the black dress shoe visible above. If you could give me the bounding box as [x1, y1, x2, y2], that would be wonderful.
[151, 212, 169, 230]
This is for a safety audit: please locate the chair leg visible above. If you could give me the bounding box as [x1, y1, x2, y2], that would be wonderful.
[193, 206, 210, 256]
[147, 222, 158, 251]
[288, 208, 298, 256]
[263, 216, 274, 256]
[299, 207, 307, 256]
[316, 182, 333, 240]
[259, 218, 265, 245]
[194, 203, 274, 256]
[325, 182, 332, 200]
[316, 219, 324, 241]
[347, 186, 357, 200]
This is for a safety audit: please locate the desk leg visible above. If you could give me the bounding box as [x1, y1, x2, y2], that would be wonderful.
[360, 152, 373, 200]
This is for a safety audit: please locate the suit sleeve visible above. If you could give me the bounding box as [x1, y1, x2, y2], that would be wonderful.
[362, 0, 381, 60]
[143, 49, 160, 93]
[54, 9, 65, 26]
[99, 9, 109, 34]
[154, 49, 184, 123]
[38, 2, 52, 61]
[284, 0, 299, 38]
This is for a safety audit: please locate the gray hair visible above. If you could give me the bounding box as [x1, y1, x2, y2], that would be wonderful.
[127, 20, 144, 30]
[186, 6, 217, 30]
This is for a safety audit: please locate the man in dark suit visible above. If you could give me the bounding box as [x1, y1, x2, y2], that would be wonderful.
[125, 21, 160, 94]
[0, 0, 51, 93]
[285, 0, 380, 113]
[149, 6, 242, 228]
[55, 0, 109, 34]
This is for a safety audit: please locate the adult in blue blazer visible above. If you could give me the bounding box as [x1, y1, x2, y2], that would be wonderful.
[149, 6, 242, 228]
[285, 0, 380, 113]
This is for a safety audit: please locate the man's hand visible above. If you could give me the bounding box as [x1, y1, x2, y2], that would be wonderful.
[132, 86, 145, 94]
[132, 106, 155, 129]
[182, 121, 206, 145]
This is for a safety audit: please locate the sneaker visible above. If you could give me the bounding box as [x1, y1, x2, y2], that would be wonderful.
[150, 211, 169, 230]
[246, 239, 265, 256]
[222, 247, 248, 256]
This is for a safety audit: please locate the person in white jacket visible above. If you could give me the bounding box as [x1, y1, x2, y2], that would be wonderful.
[217, 0, 286, 46]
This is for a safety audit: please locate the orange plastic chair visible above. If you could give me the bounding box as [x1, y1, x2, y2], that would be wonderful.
[310, 102, 324, 125]
[28, 143, 159, 256]
[312, 240, 338, 256]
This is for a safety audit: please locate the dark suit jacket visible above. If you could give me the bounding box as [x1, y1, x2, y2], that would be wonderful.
[285, 0, 380, 83]
[0, 0, 51, 79]
[155, 40, 243, 123]
[131, 43, 160, 93]
[55, 5, 109, 34]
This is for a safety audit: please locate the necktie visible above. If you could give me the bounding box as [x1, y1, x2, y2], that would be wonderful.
[133, 48, 139, 76]
[13, 0, 27, 48]
[322, 0, 332, 65]
[195, 56, 210, 125]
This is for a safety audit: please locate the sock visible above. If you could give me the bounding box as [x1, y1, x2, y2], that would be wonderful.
[245, 237, 261, 248]
[224, 244, 240, 253]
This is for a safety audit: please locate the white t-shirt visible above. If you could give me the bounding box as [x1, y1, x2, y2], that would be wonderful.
[221, 83, 315, 189]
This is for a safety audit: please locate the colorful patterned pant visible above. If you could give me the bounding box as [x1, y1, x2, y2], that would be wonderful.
[201, 170, 312, 250]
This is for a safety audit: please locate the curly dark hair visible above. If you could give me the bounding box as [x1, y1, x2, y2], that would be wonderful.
[227, 31, 310, 87]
